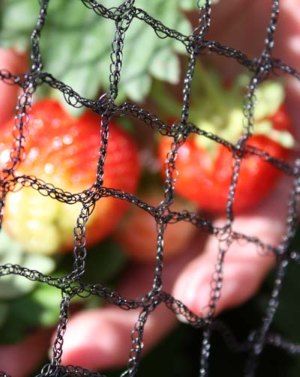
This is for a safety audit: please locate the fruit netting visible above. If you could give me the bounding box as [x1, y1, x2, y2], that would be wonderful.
[0, 0, 300, 376]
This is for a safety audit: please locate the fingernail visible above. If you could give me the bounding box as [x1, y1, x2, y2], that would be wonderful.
[182, 277, 240, 317]
[185, 283, 211, 316]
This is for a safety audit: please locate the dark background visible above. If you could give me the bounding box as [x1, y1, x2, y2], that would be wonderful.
[106, 259, 300, 377]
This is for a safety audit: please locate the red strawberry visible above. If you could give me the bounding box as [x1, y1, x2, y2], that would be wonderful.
[0, 99, 140, 254]
[115, 192, 196, 263]
[157, 70, 294, 214]
[0, 48, 27, 125]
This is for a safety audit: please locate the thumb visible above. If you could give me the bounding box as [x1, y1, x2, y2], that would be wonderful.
[173, 178, 290, 316]
[59, 237, 205, 370]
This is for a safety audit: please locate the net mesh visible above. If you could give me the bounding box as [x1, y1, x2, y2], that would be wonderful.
[0, 0, 300, 376]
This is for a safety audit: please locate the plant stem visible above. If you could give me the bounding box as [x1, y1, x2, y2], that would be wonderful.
[194, 62, 228, 117]
[151, 80, 182, 119]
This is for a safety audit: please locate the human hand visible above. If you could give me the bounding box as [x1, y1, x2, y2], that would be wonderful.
[0, 1, 299, 376]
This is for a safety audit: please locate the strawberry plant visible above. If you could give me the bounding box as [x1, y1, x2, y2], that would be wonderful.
[157, 69, 294, 213]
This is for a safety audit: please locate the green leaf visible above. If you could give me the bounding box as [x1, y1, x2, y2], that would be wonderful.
[0, 239, 125, 344]
[55, 239, 126, 285]
[0, 302, 9, 327]
[150, 49, 180, 85]
[0, 283, 62, 344]
[181, 0, 201, 11]
[30, 284, 62, 326]
[124, 74, 152, 103]
[0, 0, 39, 50]
[0, 232, 56, 299]
[83, 239, 127, 283]
[0, 0, 198, 105]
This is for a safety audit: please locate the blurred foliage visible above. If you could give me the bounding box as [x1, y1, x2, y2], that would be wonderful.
[0, 0, 202, 104]
[0, 232, 56, 300]
[0, 238, 126, 344]
[0, 283, 62, 344]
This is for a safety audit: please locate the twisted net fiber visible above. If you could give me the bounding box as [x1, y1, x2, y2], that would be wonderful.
[0, 0, 300, 376]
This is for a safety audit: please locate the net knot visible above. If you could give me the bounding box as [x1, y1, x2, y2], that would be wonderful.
[169, 121, 191, 143]
[142, 290, 163, 308]
[97, 93, 117, 116]
[215, 224, 233, 243]
[254, 54, 274, 81]
[110, 1, 135, 27]
[187, 34, 205, 55]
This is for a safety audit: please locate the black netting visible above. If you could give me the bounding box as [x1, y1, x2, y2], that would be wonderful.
[0, 0, 300, 376]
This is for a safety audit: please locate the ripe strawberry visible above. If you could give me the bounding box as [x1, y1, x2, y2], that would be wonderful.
[0, 48, 27, 125]
[157, 70, 294, 214]
[0, 99, 140, 254]
[115, 192, 196, 263]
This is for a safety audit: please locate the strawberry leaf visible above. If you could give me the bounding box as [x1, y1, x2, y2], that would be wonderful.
[0, 240, 126, 344]
[0, 283, 62, 344]
[57, 239, 127, 284]
[0, 232, 56, 299]
[0, 302, 9, 327]
[83, 239, 127, 283]
[0, 0, 197, 104]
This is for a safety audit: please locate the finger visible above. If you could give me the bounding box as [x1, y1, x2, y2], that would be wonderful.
[276, 0, 300, 67]
[204, 0, 271, 79]
[173, 178, 291, 316]
[60, 236, 205, 370]
[0, 48, 27, 125]
[207, 1, 300, 87]
[209, 0, 272, 54]
[58, 180, 292, 370]
[0, 330, 51, 377]
[210, 0, 300, 58]
[60, 305, 175, 371]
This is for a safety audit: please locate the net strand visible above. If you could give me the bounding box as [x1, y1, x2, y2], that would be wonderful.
[0, 0, 299, 376]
